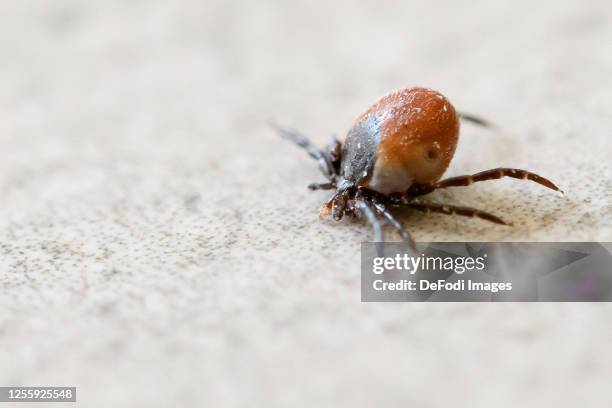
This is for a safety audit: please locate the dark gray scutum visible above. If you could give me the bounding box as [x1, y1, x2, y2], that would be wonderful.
[339, 114, 382, 189]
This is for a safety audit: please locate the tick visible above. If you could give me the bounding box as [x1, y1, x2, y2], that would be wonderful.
[275, 87, 562, 248]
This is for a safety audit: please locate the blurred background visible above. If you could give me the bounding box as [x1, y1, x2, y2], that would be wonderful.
[1, 0, 611, 407]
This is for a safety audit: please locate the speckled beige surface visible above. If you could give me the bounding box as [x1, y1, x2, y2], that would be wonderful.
[1, 0, 612, 407]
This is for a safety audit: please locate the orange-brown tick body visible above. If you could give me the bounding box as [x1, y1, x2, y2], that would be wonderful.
[342, 87, 459, 195]
[276, 87, 562, 247]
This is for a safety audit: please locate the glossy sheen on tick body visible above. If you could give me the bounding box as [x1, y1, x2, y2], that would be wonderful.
[275, 87, 562, 247]
[342, 87, 459, 194]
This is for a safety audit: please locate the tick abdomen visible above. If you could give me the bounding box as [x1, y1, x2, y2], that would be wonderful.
[341, 87, 460, 194]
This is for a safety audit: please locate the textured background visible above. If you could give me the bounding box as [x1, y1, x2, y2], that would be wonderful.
[1, 0, 612, 407]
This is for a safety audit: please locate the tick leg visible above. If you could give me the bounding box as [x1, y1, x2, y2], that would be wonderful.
[372, 201, 416, 250]
[458, 112, 492, 128]
[355, 199, 385, 256]
[408, 202, 509, 225]
[272, 124, 335, 180]
[325, 136, 343, 174]
[308, 182, 336, 190]
[408, 168, 563, 197]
